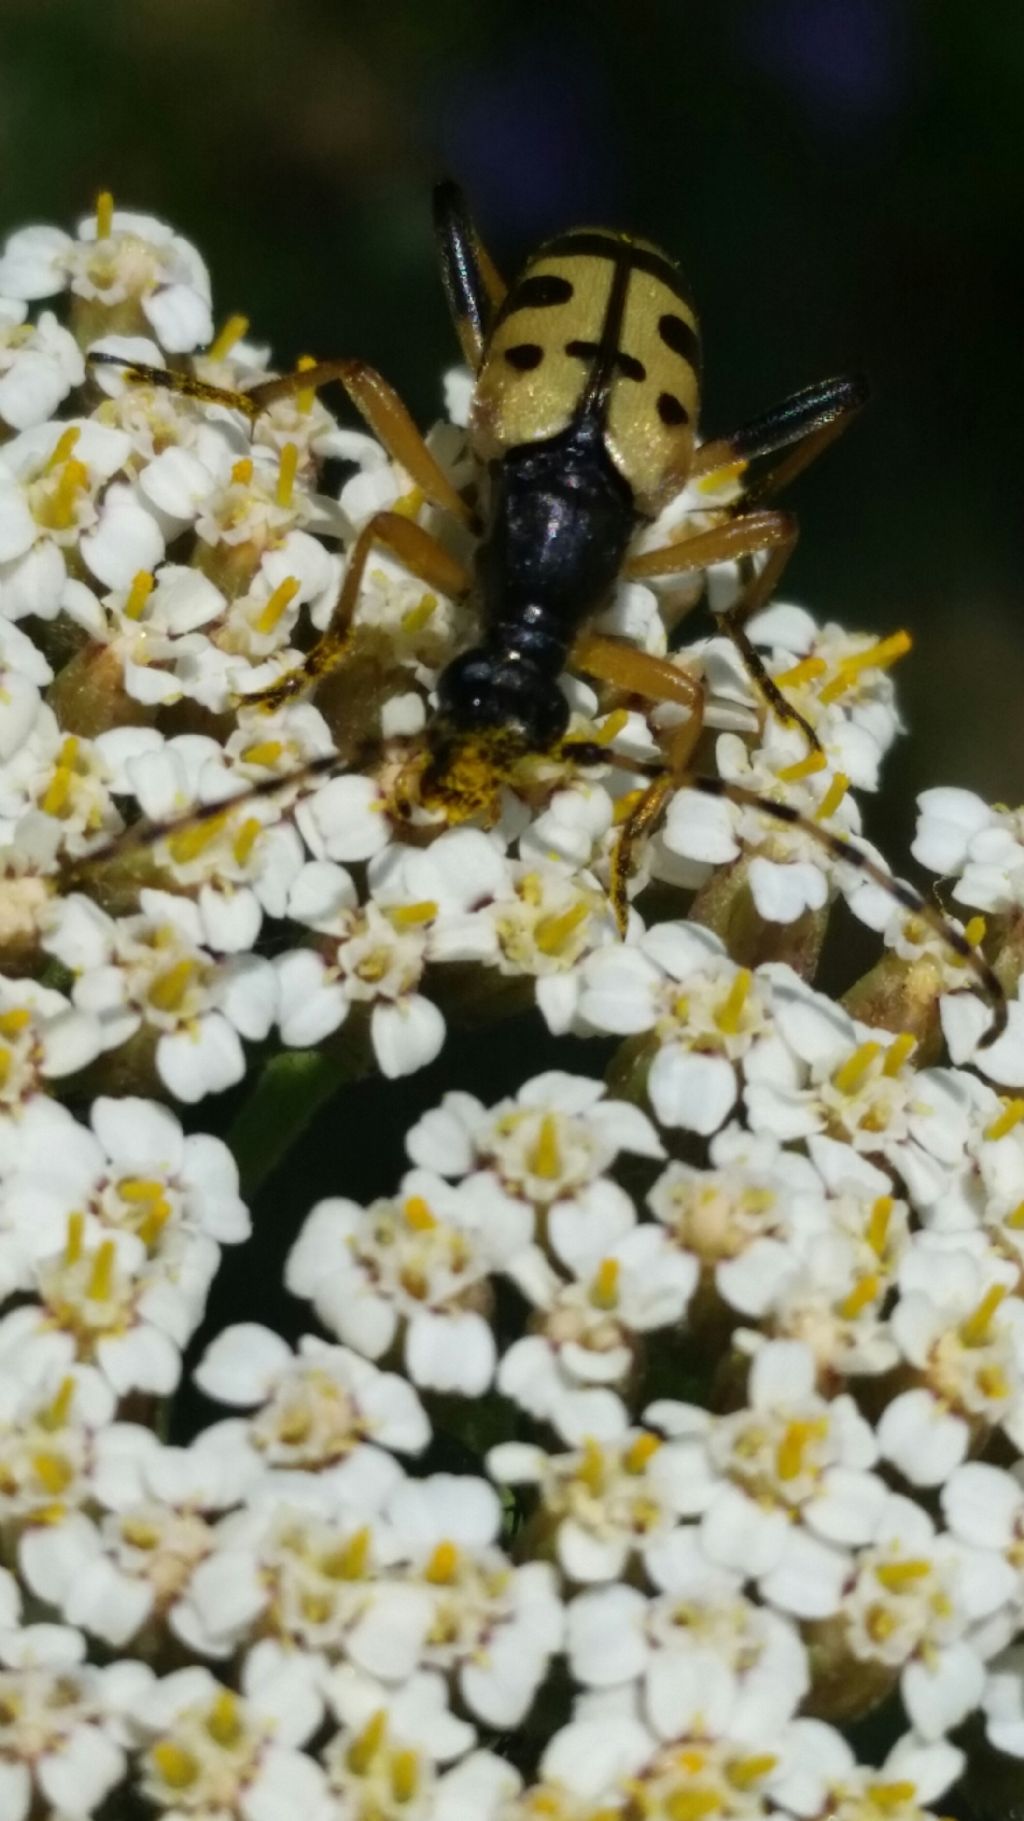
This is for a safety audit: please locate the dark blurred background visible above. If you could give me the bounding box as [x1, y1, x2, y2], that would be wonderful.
[5, 0, 1022, 1387]
[5, 0, 1024, 843]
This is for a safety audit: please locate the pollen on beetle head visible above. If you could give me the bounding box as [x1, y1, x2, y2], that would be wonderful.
[418, 727, 523, 824]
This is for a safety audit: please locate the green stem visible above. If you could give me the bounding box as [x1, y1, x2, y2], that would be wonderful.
[226, 973, 535, 1198]
[227, 1041, 368, 1197]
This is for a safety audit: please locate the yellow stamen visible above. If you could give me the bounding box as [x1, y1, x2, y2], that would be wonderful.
[255, 574, 300, 635]
[117, 1177, 164, 1205]
[40, 736, 80, 817]
[0, 1007, 31, 1039]
[300, 1589, 333, 1626]
[276, 441, 299, 509]
[166, 815, 226, 865]
[205, 1689, 242, 1747]
[850, 630, 913, 674]
[39, 1378, 75, 1431]
[148, 959, 197, 1013]
[534, 900, 589, 955]
[46, 425, 82, 471]
[613, 787, 646, 826]
[0, 1050, 9, 1091]
[230, 457, 254, 486]
[32, 1451, 73, 1494]
[233, 818, 262, 867]
[151, 1743, 199, 1790]
[716, 968, 752, 1036]
[959, 1284, 1007, 1347]
[696, 457, 747, 493]
[816, 771, 850, 822]
[94, 190, 114, 240]
[208, 313, 250, 362]
[674, 1748, 709, 1777]
[391, 1749, 420, 1803]
[530, 1113, 562, 1181]
[883, 1032, 916, 1076]
[392, 485, 425, 521]
[978, 1363, 1010, 1400]
[138, 1196, 173, 1250]
[47, 457, 89, 530]
[867, 1195, 894, 1256]
[625, 1432, 662, 1473]
[773, 655, 827, 688]
[403, 1195, 437, 1231]
[577, 1437, 605, 1492]
[86, 1240, 116, 1302]
[867, 1784, 917, 1813]
[777, 749, 827, 783]
[964, 915, 987, 949]
[729, 1755, 777, 1790]
[875, 1558, 930, 1591]
[833, 1041, 882, 1095]
[64, 1211, 85, 1266]
[122, 570, 155, 622]
[320, 1526, 371, 1581]
[776, 1417, 826, 1481]
[1005, 1200, 1024, 1231]
[590, 1257, 620, 1309]
[866, 1605, 898, 1643]
[986, 1099, 1024, 1141]
[838, 1274, 879, 1320]
[401, 593, 437, 635]
[425, 1540, 459, 1584]
[120, 1516, 160, 1549]
[595, 707, 630, 745]
[386, 900, 438, 929]
[819, 631, 912, 704]
[665, 1792, 720, 1821]
[241, 739, 284, 767]
[295, 353, 318, 414]
[347, 1712, 388, 1775]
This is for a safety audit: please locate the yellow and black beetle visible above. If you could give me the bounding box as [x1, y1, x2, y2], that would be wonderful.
[88, 183, 1005, 1036]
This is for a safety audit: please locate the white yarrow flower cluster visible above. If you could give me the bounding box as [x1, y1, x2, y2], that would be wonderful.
[4, 194, 1024, 1821]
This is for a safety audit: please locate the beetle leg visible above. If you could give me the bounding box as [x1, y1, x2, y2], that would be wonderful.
[572, 631, 705, 713]
[61, 752, 343, 892]
[625, 509, 816, 749]
[88, 350, 476, 528]
[242, 511, 472, 711]
[608, 692, 707, 934]
[432, 179, 507, 371]
[611, 764, 1007, 1044]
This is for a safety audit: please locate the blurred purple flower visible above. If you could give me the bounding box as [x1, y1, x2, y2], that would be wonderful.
[438, 33, 619, 242]
[741, 0, 912, 132]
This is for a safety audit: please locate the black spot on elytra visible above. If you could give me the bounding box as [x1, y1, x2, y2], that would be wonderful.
[658, 312, 701, 368]
[510, 273, 574, 310]
[504, 343, 544, 371]
[565, 339, 645, 381]
[616, 350, 646, 382]
[657, 390, 689, 426]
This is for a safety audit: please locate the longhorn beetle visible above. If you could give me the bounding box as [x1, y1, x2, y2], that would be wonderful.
[88, 183, 1006, 1039]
